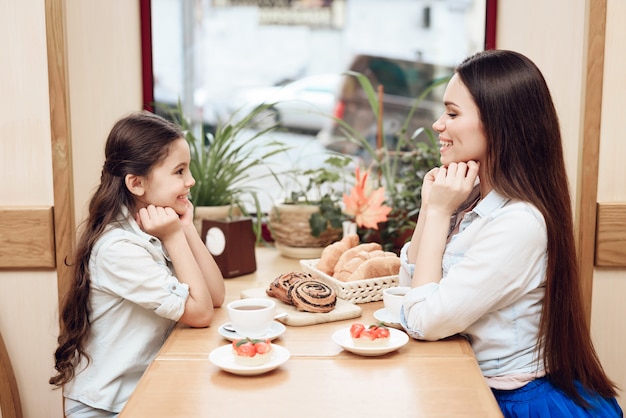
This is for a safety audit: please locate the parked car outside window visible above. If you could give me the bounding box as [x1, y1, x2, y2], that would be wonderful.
[227, 73, 342, 134]
[317, 54, 454, 155]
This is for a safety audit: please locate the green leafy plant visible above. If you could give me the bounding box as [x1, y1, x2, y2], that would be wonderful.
[279, 154, 354, 237]
[331, 71, 450, 251]
[156, 101, 290, 240]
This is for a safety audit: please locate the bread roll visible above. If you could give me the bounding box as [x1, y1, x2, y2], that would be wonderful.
[288, 280, 337, 313]
[333, 242, 383, 276]
[333, 250, 394, 281]
[266, 271, 312, 304]
[316, 234, 359, 275]
[344, 256, 401, 282]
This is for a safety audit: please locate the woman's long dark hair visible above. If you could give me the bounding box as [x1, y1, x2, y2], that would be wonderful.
[49, 111, 184, 387]
[456, 50, 617, 405]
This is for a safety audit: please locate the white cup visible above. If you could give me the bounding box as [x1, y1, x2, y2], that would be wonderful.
[382, 286, 410, 323]
[226, 298, 276, 338]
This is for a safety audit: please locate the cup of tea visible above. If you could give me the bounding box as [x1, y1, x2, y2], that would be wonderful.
[382, 286, 410, 323]
[226, 298, 276, 338]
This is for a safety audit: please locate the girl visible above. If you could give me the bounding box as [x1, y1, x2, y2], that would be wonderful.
[50, 111, 225, 417]
[399, 50, 622, 416]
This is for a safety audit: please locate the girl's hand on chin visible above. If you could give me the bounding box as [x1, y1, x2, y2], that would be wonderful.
[136, 205, 181, 239]
[178, 201, 195, 226]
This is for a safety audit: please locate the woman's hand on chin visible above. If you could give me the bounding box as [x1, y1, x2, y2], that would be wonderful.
[428, 161, 479, 215]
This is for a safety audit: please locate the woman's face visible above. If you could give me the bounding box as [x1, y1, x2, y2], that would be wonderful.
[432, 73, 487, 168]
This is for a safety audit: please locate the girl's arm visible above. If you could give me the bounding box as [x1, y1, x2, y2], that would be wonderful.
[180, 203, 225, 308]
[138, 205, 214, 327]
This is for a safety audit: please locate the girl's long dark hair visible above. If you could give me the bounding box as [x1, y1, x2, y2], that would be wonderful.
[456, 50, 618, 405]
[49, 111, 184, 387]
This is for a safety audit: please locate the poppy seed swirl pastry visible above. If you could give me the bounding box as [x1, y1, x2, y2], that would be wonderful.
[287, 280, 337, 313]
[266, 271, 313, 304]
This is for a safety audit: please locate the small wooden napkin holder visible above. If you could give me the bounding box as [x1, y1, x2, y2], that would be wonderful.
[201, 217, 256, 278]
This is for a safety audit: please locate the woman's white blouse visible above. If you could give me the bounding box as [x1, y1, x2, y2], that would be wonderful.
[63, 207, 189, 412]
[399, 189, 547, 377]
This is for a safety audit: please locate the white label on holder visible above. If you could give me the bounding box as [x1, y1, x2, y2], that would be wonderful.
[205, 227, 226, 256]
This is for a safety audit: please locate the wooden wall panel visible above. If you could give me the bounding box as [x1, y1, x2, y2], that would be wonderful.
[595, 202, 626, 267]
[0, 207, 55, 268]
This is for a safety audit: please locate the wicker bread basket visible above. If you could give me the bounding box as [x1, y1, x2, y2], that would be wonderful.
[300, 258, 399, 304]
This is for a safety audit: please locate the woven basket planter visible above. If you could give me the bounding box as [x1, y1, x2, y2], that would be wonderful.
[268, 203, 342, 248]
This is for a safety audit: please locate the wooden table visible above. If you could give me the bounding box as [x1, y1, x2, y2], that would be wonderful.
[120, 246, 503, 417]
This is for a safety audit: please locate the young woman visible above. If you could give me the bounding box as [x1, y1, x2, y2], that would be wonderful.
[50, 111, 225, 417]
[399, 50, 622, 416]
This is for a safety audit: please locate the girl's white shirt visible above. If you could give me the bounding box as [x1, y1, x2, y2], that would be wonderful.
[63, 206, 189, 413]
[399, 188, 547, 379]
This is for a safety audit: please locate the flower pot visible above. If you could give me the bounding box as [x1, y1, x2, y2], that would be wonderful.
[268, 203, 342, 258]
[193, 205, 242, 236]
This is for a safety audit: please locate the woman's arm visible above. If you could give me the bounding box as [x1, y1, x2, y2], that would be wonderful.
[406, 167, 438, 264]
[403, 203, 547, 340]
[411, 162, 479, 287]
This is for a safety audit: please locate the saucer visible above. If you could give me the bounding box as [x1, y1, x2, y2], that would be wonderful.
[209, 344, 290, 376]
[331, 327, 409, 357]
[373, 308, 403, 329]
[218, 321, 286, 342]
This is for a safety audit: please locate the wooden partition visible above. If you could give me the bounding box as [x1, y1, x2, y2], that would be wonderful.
[595, 203, 626, 267]
[0, 207, 56, 268]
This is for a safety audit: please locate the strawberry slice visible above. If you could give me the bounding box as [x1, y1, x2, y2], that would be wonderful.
[374, 326, 390, 339]
[350, 323, 365, 338]
[233, 339, 256, 356]
[254, 340, 272, 355]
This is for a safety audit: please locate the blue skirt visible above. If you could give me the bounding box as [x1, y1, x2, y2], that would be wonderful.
[492, 377, 623, 417]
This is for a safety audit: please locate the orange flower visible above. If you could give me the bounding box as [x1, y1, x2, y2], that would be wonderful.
[343, 167, 392, 229]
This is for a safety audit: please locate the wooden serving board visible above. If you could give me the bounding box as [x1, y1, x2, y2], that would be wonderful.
[240, 288, 362, 327]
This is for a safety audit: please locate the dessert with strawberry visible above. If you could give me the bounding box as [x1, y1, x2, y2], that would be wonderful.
[350, 323, 390, 347]
[232, 338, 274, 366]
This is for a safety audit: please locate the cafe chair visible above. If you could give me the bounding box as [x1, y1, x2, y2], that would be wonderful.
[0, 331, 23, 418]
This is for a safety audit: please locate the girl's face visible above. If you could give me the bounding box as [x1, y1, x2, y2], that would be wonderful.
[432, 73, 487, 168]
[136, 137, 195, 215]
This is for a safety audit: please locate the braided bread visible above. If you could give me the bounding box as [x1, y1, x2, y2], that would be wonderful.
[288, 280, 337, 313]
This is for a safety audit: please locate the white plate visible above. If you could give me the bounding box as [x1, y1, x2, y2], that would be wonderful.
[218, 321, 286, 342]
[332, 327, 409, 357]
[373, 308, 403, 329]
[209, 344, 290, 376]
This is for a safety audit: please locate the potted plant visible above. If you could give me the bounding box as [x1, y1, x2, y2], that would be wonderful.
[157, 101, 289, 241]
[268, 154, 354, 258]
[330, 71, 449, 253]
